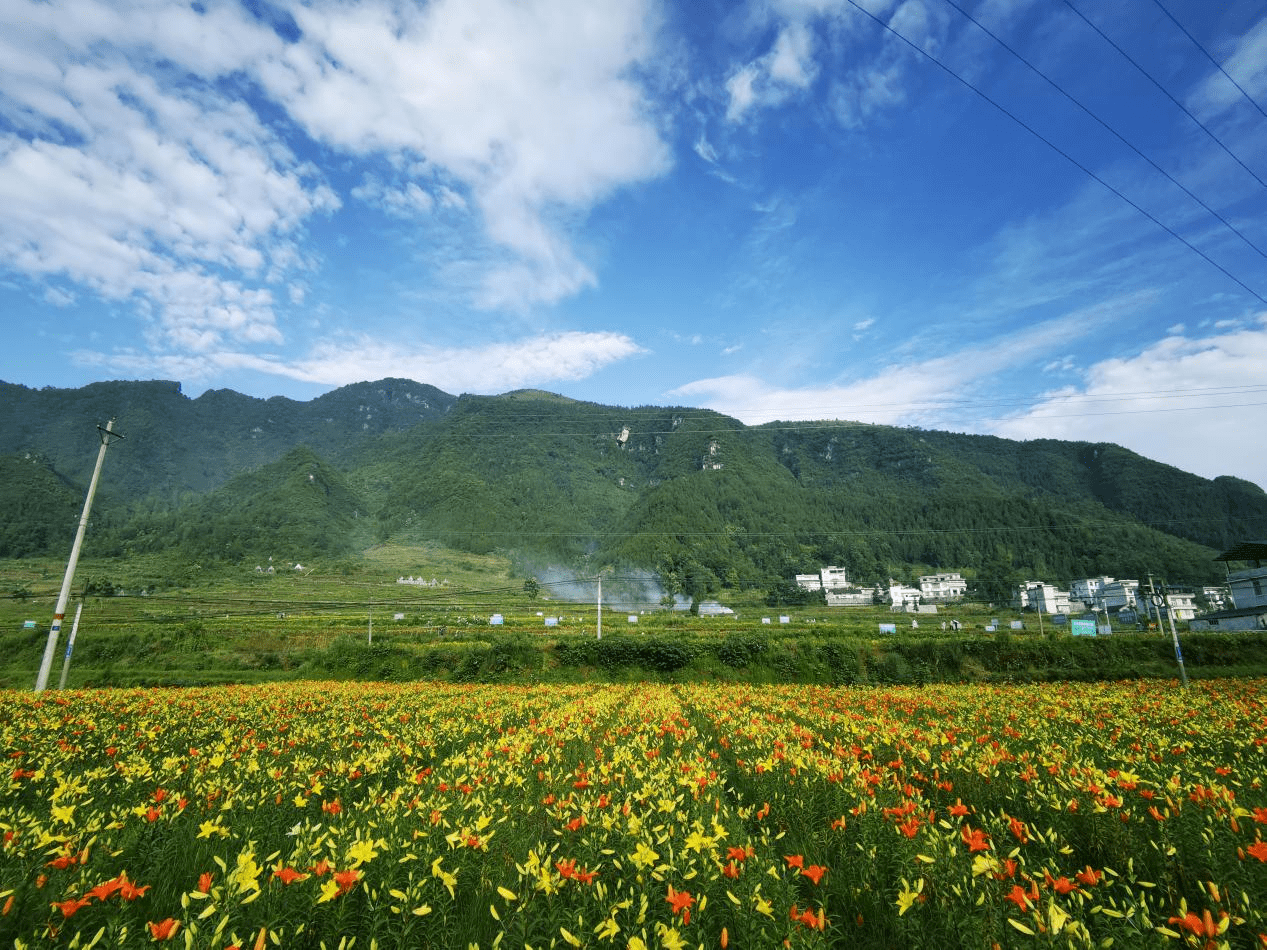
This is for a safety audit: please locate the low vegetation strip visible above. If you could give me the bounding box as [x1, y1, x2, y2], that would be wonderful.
[10, 625, 1263, 690]
[1, 680, 1265, 948]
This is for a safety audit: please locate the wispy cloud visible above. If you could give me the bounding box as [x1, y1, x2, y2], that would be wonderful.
[77, 330, 647, 395]
[721, 0, 950, 129]
[990, 313, 1267, 488]
[668, 300, 1129, 425]
[1187, 14, 1267, 121]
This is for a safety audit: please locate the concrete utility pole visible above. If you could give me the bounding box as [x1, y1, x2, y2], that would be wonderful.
[57, 601, 84, 690]
[35, 419, 123, 692]
[1149, 575, 1189, 688]
[596, 574, 602, 641]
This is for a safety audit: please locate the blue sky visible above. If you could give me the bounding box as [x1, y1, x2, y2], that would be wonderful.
[2, 0, 1266, 488]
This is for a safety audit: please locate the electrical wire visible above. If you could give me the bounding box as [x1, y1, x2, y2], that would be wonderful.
[1062, 0, 1267, 193]
[941, 0, 1267, 264]
[1147, 0, 1267, 123]
[838, 0, 1267, 305]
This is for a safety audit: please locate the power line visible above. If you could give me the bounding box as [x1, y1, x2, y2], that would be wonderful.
[838, 0, 1267, 305]
[941, 0, 1267, 263]
[1061, 0, 1267, 193]
[1147, 0, 1267, 123]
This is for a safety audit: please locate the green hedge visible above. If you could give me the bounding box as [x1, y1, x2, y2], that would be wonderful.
[7, 628, 1267, 690]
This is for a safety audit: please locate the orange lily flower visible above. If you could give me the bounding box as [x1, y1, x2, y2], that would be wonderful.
[148, 918, 181, 941]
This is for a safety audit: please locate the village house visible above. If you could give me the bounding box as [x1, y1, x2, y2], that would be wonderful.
[1098, 579, 1140, 613]
[1190, 541, 1267, 632]
[888, 582, 922, 611]
[919, 572, 966, 602]
[1070, 576, 1115, 607]
[1013, 582, 1074, 615]
[796, 566, 877, 606]
[1150, 589, 1197, 621]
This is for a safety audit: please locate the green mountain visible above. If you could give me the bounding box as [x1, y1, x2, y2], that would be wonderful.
[117, 446, 371, 561]
[2, 378, 1263, 596]
[0, 454, 83, 559]
[0, 378, 455, 502]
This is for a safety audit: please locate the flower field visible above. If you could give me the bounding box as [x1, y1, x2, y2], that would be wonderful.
[2, 679, 1266, 949]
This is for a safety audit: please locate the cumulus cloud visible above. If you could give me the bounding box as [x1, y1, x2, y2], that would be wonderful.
[0, 0, 335, 353]
[1, 0, 671, 373]
[257, 0, 671, 308]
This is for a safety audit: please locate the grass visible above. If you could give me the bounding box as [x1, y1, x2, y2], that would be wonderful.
[2, 546, 1254, 690]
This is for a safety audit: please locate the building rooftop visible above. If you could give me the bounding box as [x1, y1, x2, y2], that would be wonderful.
[1215, 541, 1267, 562]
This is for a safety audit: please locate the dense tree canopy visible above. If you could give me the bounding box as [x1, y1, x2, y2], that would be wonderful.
[2, 380, 1261, 591]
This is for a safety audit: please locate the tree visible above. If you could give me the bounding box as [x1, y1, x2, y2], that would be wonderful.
[523, 577, 540, 600]
[765, 579, 815, 608]
[970, 548, 1020, 605]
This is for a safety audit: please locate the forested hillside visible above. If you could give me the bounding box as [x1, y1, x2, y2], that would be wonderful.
[3, 378, 1264, 599]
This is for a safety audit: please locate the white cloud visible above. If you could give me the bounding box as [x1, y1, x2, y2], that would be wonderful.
[693, 133, 719, 164]
[257, 0, 671, 308]
[724, 64, 761, 122]
[78, 330, 647, 395]
[725, 21, 817, 122]
[1042, 355, 1075, 373]
[668, 304, 1115, 425]
[989, 317, 1267, 489]
[767, 20, 817, 86]
[723, 0, 947, 130]
[43, 286, 76, 308]
[0, 0, 336, 353]
[351, 176, 438, 218]
[1, 0, 672, 372]
[1187, 15, 1267, 121]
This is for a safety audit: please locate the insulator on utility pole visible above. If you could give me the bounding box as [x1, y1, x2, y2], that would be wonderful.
[35, 419, 123, 692]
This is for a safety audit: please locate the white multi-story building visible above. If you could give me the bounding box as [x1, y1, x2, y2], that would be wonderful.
[795, 566, 880, 607]
[919, 572, 967, 602]
[1099, 579, 1140, 613]
[1131, 588, 1198, 623]
[1071, 576, 1114, 606]
[1164, 590, 1198, 621]
[795, 565, 853, 592]
[1014, 582, 1074, 615]
[821, 566, 851, 590]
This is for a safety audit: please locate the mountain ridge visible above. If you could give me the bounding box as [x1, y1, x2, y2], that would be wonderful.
[2, 377, 1262, 597]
